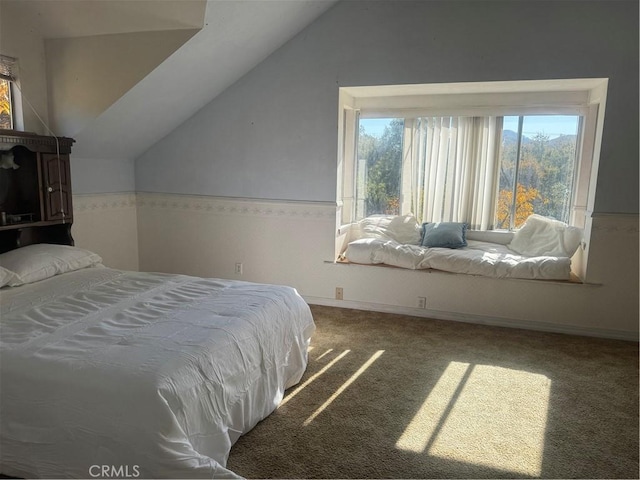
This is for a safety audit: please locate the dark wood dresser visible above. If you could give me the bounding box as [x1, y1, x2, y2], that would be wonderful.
[0, 129, 75, 253]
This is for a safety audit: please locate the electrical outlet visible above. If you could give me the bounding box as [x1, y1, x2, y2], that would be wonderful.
[418, 296, 427, 309]
[335, 287, 344, 300]
[235, 263, 243, 275]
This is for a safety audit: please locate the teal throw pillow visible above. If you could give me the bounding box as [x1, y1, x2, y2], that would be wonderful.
[421, 222, 468, 249]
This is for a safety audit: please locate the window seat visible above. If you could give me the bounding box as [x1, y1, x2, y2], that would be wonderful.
[339, 214, 583, 282]
[333, 256, 583, 284]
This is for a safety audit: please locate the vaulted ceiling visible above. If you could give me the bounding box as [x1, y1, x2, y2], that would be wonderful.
[2, 0, 337, 159]
[6, 0, 208, 38]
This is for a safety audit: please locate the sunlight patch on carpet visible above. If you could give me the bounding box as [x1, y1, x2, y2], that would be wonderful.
[303, 350, 385, 426]
[279, 350, 350, 407]
[316, 349, 334, 361]
[395, 361, 551, 476]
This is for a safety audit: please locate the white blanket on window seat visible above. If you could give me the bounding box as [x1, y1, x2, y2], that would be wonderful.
[345, 238, 572, 280]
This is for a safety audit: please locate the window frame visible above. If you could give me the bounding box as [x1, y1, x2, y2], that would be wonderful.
[338, 80, 605, 233]
[0, 54, 23, 131]
[492, 112, 585, 230]
[0, 77, 14, 129]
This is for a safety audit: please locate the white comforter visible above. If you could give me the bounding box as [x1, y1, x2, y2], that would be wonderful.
[0, 267, 315, 479]
[345, 238, 572, 280]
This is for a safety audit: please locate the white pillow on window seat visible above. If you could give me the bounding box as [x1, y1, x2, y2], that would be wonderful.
[345, 238, 386, 264]
[508, 214, 583, 257]
[357, 214, 422, 245]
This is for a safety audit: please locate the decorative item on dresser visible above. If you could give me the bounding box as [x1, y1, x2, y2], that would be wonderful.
[0, 129, 74, 253]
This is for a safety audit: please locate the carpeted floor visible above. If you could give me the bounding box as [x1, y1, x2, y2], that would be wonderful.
[227, 305, 639, 479]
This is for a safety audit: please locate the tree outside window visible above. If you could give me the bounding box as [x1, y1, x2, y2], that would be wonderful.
[0, 55, 17, 130]
[355, 115, 580, 230]
[356, 118, 404, 218]
[0, 79, 12, 129]
[495, 116, 579, 229]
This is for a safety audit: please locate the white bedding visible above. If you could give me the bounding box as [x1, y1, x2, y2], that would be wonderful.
[345, 238, 572, 280]
[0, 267, 315, 479]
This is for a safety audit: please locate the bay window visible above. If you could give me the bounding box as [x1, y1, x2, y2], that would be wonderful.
[339, 79, 606, 234]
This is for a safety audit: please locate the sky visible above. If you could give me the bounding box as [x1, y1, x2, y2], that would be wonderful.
[361, 115, 580, 139]
[503, 115, 580, 139]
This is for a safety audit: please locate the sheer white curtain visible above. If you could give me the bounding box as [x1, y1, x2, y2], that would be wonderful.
[404, 116, 502, 230]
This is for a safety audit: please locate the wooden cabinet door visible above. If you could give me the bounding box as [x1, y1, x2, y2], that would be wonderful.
[41, 153, 72, 221]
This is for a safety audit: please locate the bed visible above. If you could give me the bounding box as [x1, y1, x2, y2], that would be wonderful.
[342, 214, 583, 281]
[0, 242, 315, 479]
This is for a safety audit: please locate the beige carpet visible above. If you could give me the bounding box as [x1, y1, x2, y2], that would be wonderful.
[227, 305, 639, 479]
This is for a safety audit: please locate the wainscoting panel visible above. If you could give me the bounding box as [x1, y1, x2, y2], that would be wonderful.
[586, 213, 639, 284]
[72, 193, 139, 271]
[135, 193, 638, 339]
[136, 193, 338, 294]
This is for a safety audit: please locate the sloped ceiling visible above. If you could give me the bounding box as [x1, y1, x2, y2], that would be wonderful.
[46, 28, 202, 136]
[7, 0, 207, 38]
[2, 0, 336, 159]
[41, 0, 337, 160]
[1, 0, 206, 137]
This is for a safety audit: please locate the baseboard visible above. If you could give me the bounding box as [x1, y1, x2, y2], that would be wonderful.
[303, 296, 639, 342]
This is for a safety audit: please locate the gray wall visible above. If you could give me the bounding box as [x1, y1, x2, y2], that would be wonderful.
[71, 156, 135, 194]
[135, 0, 639, 213]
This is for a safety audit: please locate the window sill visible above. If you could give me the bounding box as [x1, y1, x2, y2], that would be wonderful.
[325, 259, 598, 286]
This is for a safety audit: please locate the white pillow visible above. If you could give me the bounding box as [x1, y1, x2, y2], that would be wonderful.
[0, 244, 103, 286]
[345, 238, 386, 264]
[508, 214, 583, 257]
[357, 214, 422, 245]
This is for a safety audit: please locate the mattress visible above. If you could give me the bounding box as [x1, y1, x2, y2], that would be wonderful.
[345, 238, 572, 280]
[0, 267, 315, 479]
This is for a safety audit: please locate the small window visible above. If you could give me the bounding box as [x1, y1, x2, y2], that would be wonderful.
[0, 55, 17, 130]
[0, 78, 13, 129]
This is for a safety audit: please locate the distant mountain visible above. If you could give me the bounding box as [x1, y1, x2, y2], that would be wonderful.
[548, 134, 578, 148]
[503, 130, 521, 145]
[503, 130, 576, 146]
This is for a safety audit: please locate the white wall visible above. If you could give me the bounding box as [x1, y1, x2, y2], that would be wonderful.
[136, 193, 637, 340]
[132, 1, 639, 339]
[72, 193, 139, 271]
[0, 1, 50, 133]
[69, 156, 140, 270]
[136, 194, 335, 284]
[0, 2, 141, 269]
[0, 1, 199, 273]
